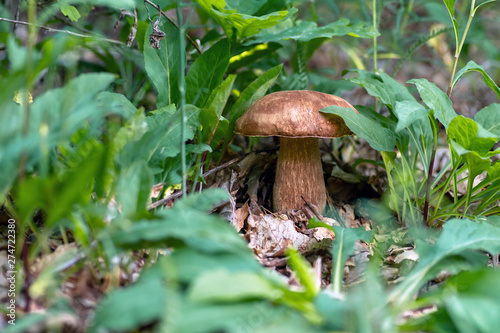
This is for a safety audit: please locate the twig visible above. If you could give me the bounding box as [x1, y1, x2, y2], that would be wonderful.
[0, 17, 124, 44]
[143, 0, 202, 54]
[148, 156, 243, 209]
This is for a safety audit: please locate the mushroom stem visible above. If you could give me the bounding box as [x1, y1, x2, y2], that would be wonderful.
[273, 137, 327, 212]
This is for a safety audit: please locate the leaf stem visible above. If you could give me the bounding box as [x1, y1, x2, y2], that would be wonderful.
[372, 0, 378, 73]
[446, 0, 476, 97]
[176, 0, 187, 197]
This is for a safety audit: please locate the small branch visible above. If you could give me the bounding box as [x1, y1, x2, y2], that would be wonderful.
[148, 156, 242, 209]
[0, 17, 124, 45]
[144, 0, 202, 54]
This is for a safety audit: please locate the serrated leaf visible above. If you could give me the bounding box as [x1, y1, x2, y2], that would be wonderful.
[185, 39, 230, 107]
[195, 0, 296, 39]
[389, 218, 500, 306]
[321, 105, 396, 151]
[475, 103, 500, 136]
[245, 18, 378, 45]
[408, 78, 457, 128]
[452, 61, 500, 100]
[144, 20, 183, 108]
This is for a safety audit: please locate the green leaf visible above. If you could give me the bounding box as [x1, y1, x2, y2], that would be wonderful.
[116, 160, 152, 217]
[472, 0, 497, 15]
[475, 103, 500, 136]
[348, 70, 415, 108]
[408, 78, 457, 128]
[389, 218, 500, 306]
[286, 247, 319, 299]
[447, 115, 497, 157]
[245, 18, 378, 45]
[144, 20, 183, 107]
[88, 260, 167, 333]
[185, 39, 230, 108]
[188, 270, 282, 303]
[194, 0, 296, 39]
[330, 226, 373, 294]
[97, 91, 138, 118]
[226, 64, 282, 137]
[421, 268, 500, 333]
[59, 4, 80, 21]
[452, 61, 500, 100]
[228, 42, 282, 72]
[200, 75, 236, 144]
[321, 105, 396, 151]
[394, 101, 429, 132]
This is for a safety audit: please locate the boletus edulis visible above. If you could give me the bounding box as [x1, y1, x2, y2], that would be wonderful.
[234, 90, 357, 213]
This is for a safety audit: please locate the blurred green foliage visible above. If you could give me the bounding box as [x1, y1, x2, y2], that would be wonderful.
[1, 0, 500, 332]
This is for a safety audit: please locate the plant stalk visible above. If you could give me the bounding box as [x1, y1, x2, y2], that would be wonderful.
[177, 0, 187, 197]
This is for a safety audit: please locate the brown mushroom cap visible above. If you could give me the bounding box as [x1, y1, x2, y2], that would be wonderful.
[234, 90, 356, 138]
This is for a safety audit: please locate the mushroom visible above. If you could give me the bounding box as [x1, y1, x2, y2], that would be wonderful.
[234, 90, 357, 213]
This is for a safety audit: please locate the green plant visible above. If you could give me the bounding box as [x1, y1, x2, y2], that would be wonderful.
[322, 0, 500, 226]
[2, 1, 500, 332]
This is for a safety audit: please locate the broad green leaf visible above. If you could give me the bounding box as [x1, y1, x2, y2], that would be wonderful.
[17, 143, 106, 227]
[185, 39, 230, 108]
[447, 115, 497, 156]
[389, 218, 500, 306]
[321, 105, 396, 152]
[348, 70, 415, 108]
[188, 270, 282, 303]
[171, 248, 262, 283]
[420, 269, 500, 333]
[60, 4, 80, 21]
[452, 61, 500, 100]
[475, 103, 500, 136]
[408, 78, 457, 128]
[200, 75, 236, 144]
[97, 91, 138, 118]
[485, 161, 500, 183]
[330, 226, 373, 294]
[88, 260, 167, 333]
[144, 20, 183, 107]
[194, 0, 296, 39]
[394, 101, 429, 132]
[226, 64, 282, 136]
[148, 105, 201, 167]
[286, 247, 319, 299]
[116, 160, 152, 217]
[245, 18, 378, 45]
